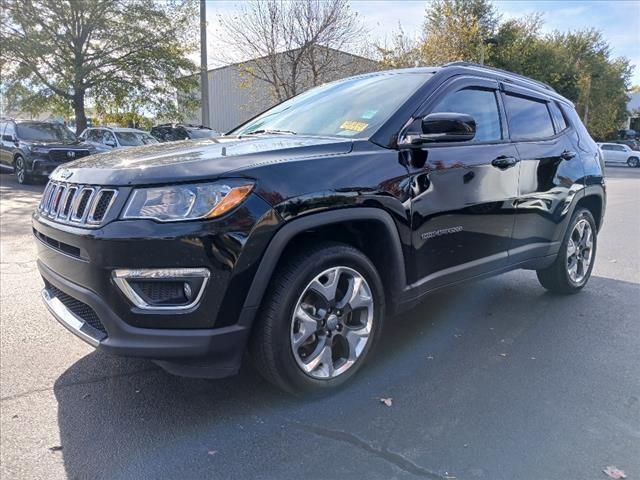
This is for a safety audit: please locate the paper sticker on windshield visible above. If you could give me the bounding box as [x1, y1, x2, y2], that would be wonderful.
[340, 121, 368, 132]
[361, 109, 377, 120]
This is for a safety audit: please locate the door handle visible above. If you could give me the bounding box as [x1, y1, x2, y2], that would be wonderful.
[561, 150, 577, 160]
[491, 155, 519, 169]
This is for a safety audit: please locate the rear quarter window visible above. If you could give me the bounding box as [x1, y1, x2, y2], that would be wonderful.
[504, 93, 555, 140]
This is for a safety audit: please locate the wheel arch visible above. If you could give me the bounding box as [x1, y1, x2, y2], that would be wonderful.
[574, 190, 605, 232]
[239, 207, 408, 329]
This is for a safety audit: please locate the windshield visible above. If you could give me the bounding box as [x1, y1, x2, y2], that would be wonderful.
[232, 73, 430, 139]
[115, 131, 159, 146]
[16, 123, 77, 143]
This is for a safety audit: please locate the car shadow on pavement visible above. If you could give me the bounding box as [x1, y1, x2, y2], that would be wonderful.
[52, 273, 640, 480]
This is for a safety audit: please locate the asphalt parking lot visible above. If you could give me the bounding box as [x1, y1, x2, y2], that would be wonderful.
[1, 167, 638, 480]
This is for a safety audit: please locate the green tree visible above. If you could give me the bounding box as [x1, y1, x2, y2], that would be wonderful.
[421, 0, 499, 64]
[0, 0, 198, 133]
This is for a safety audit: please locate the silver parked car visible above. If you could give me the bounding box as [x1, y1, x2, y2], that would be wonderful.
[597, 142, 640, 168]
[79, 127, 158, 152]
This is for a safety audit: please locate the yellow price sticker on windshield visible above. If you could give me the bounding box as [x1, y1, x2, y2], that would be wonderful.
[340, 121, 368, 132]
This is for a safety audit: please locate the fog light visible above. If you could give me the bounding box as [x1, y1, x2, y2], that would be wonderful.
[112, 268, 210, 311]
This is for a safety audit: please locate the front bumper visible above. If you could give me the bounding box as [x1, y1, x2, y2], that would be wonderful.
[33, 192, 279, 377]
[39, 260, 250, 376]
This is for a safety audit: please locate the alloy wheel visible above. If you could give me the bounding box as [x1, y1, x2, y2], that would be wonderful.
[290, 266, 374, 380]
[566, 219, 594, 284]
[15, 158, 25, 183]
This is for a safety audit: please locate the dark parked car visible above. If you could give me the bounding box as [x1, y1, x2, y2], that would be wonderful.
[0, 119, 95, 184]
[34, 62, 605, 394]
[150, 123, 220, 142]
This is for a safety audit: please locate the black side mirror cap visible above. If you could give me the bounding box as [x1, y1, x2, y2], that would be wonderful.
[399, 113, 476, 147]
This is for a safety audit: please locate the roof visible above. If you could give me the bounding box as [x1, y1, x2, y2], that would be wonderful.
[87, 127, 149, 133]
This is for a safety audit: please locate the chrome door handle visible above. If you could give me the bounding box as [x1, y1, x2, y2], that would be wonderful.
[491, 156, 519, 169]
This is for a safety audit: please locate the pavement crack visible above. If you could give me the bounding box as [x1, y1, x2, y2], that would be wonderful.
[290, 422, 446, 479]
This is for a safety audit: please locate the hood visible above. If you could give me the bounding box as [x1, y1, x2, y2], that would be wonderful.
[50, 135, 353, 186]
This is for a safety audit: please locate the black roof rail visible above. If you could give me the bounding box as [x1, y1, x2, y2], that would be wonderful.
[443, 61, 556, 92]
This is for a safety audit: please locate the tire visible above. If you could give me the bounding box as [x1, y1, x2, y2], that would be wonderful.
[536, 208, 597, 294]
[14, 156, 32, 185]
[250, 241, 385, 395]
[627, 157, 639, 168]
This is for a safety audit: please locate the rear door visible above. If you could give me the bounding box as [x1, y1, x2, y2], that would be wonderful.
[503, 86, 585, 263]
[408, 77, 520, 289]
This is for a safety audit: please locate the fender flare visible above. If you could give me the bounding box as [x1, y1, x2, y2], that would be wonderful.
[239, 207, 407, 326]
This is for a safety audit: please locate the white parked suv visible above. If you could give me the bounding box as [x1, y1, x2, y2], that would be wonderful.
[597, 142, 640, 168]
[79, 127, 158, 152]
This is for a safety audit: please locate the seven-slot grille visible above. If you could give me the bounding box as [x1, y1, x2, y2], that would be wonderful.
[39, 181, 118, 226]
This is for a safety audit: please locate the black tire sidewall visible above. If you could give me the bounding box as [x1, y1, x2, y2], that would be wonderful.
[558, 208, 597, 290]
[267, 245, 385, 395]
[628, 157, 639, 168]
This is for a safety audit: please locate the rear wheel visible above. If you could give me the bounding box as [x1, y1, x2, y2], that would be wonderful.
[250, 242, 385, 395]
[627, 157, 639, 168]
[536, 208, 597, 294]
[14, 156, 32, 184]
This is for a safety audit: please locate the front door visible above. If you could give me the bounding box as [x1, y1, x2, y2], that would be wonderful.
[407, 77, 520, 291]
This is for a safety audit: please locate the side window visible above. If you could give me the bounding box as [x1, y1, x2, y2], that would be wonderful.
[431, 88, 502, 142]
[0, 121, 6, 137]
[613, 145, 626, 152]
[548, 101, 568, 132]
[601, 145, 613, 151]
[503, 93, 555, 140]
[103, 131, 116, 144]
[5, 122, 16, 138]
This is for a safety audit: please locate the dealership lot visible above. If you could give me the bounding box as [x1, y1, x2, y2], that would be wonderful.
[1, 168, 638, 480]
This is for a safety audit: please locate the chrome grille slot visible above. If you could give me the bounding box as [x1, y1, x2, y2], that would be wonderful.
[60, 187, 78, 219]
[88, 190, 117, 224]
[50, 185, 66, 216]
[38, 181, 119, 227]
[71, 188, 95, 222]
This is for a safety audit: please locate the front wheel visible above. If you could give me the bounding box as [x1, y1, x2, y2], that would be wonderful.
[536, 208, 597, 294]
[14, 156, 32, 184]
[627, 157, 639, 168]
[250, 242, 385, 395]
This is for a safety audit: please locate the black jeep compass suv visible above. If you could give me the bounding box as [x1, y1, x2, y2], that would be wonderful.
[0, 119, 95, 184]
[33, 63, 605, 394]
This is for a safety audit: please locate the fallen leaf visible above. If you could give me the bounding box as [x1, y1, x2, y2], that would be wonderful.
[48, 446, 63, 452]
[135, 389, 141, 394]
[12, 414, 18, 419]
[82, 393, 91, 400]
[609, 259, 618, 263]
[531, 357, 537, 360]
[426, 355, 434, 360]
[603, 466, 627, 479]
[207, 450, 218, 456]
[499, 353, 508, 357]
[454, 334, 462, 339]
[379, 397, 393, 407]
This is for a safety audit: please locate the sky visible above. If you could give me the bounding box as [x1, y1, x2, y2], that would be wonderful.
[205, 0, 640, 85]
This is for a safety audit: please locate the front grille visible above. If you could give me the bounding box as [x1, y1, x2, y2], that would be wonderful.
[39, 181, 118, 227]
[48, 284, 107, 334]
[48, 149, 90, 162]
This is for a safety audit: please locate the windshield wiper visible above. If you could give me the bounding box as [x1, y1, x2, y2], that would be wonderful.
[244, 129, 296, 136]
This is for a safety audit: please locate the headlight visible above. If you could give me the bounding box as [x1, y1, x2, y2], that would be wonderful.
[122, 181, 254, 222]
[31, 146, 49, 155]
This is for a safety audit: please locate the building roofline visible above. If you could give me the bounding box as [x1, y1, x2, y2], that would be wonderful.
[207, 44, 377, 74]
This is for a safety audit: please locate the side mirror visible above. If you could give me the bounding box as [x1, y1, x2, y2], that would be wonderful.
[402, 113, 476, 146]
[2, 134, 17, 142]
[104, 139, 116, 148]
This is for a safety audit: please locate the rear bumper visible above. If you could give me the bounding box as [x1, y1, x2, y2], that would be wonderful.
[39, 260, 251, 377]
